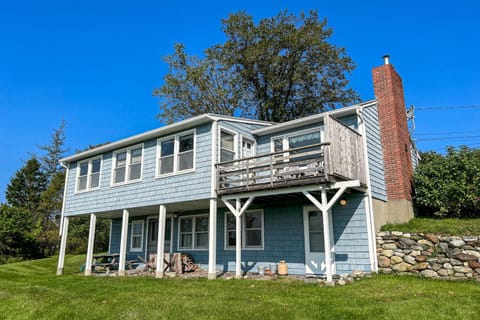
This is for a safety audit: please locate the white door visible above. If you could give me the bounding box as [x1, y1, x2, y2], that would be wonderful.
[303, 207, 326, 274]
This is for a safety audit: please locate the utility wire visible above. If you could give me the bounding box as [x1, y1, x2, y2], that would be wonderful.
[416, 105, 480, 110]
[414, 130, 480, 136]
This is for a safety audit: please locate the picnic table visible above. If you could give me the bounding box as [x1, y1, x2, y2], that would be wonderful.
[91, 254, 138, 273]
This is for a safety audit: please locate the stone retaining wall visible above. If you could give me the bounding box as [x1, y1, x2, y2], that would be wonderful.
[377, 231, 480, 280]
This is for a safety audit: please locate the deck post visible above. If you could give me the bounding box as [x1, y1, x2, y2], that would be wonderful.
[56, 216, 69, 275]
[321, 189, 333, 283]
[235, 198, 242, 279]
[85, 213, 97, 276]
[155, 204, 167, 278]
[208, 198, 218, 279]
[118, 209, 129, 276]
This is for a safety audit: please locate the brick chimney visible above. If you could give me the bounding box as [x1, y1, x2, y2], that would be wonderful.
[372, 55, 413, 202]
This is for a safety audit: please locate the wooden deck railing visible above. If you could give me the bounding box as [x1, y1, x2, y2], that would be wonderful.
[216, 115, 366, 195]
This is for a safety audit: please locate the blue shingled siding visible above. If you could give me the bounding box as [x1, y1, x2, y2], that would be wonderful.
[332, 192, 371, 273]
[363, 105, 388, 201]
[64, 123, 213, 216]
[108, 193, 371, 275]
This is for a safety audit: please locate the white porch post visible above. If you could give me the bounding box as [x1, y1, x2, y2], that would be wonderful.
[85, 214, 97, 276]
[155, 204, 167, 278]
[208, 198, 218, 279]
[56, 216, 69, 275]
[321, 189, 333, 282]
[118, 209, 129, 276]
[235, 198, 242, 279]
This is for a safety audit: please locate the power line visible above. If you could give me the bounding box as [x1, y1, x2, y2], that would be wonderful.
[416, 135, 480, 141]
[416, 105, 480, 111]
[414, 130, 480, 136]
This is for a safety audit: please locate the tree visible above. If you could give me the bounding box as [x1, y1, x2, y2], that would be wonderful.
[5, 157, 47, 221]
[0, 205, 39, 263]
[154, 10, 359, 123]
[38, 120, 67, 180]
[413, 146, 480, 218]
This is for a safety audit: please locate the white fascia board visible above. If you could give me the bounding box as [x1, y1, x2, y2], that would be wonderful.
[206, 113, 274, 126]
[60, 114, 214, 163]
[252, 100, 377, 136]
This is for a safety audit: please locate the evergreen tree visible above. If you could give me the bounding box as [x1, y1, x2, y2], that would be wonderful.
[5, 157, 47, 221]
[38, 120, 67, 180]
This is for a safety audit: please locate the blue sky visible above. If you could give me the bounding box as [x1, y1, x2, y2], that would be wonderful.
[0, 0, 479, 202]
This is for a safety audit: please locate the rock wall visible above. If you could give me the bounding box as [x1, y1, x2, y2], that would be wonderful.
[377, 231, 480, 280]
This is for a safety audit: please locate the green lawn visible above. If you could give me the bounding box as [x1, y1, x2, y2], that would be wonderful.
[381, 217, 480, 235]
[0, 255, 479, 319]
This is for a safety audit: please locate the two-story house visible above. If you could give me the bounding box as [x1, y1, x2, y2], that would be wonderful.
[56, 57, 417, 282]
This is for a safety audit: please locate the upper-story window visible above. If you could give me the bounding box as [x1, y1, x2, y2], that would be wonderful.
[157, 130, 195, 176]
[220, 129, 236, 162]
[112, 145, 143, 185]
[271, 128, 323, 161]
[76, 157, 101, 192]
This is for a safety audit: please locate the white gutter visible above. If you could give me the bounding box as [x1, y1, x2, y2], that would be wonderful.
[58, 162, 69, 237]
[357, 105, 378, 272]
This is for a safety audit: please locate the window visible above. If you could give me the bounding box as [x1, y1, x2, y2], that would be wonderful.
[241, 137, 255, 158]
[220, 130, 236, 162]
[76, 157, 101, 192]
[225, 210, 264, 249]
[112, 145, 143, 185]
[178, 215, 208, 250]
[157, 131, 195, 176]
[271, 128, 323, 161]
[130, 220, 144, 252]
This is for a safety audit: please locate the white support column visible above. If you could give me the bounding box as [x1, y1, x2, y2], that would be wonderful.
[208, 198, 218, 279]
[155, 205, 167, 278]
[56, 216, 69, 275]
[118, 209, 129, 276]
[321, 189, 333, 283]
[235, 198, 242, 279]
[85, 214, 97, 276]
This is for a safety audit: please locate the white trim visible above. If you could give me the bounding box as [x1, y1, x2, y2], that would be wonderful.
[224, 209, 264, 250]
[60, 114, 271, 164]
[218, 126, 238, 162]
[111, 144, 144, 186]
[108, 219, 112, 253]
[177, 214, 209, 251]
[155, 204, 167, 278]
[253, 100, 377, 136]
[75, 156, 102, 193]
[85, 213, 97, 276]
[58, 164, 69, 237]
[240, 135, 256, 158]
[156, 129, 196, 178]
[118, 209, 129, 276]
[357, 105, 378, 272]
[129, 220, 144, 252]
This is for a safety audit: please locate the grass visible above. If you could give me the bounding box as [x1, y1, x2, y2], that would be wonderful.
[381, 217, 480, 235]
[0, 255, 479, 319]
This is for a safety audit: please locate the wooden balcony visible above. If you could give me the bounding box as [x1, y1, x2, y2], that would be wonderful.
[216, 115, 367, 196]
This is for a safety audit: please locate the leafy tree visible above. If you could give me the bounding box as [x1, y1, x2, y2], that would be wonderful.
[38, 120, 67, 180]
[0, 205, 39, 263]
[67, 217, 110, 254]
[155, 10, 359, 123]
[414, 146, 480, 218]
[5, 157, 47, 221]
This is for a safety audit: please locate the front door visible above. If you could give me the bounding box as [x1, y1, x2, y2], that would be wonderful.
[303, 207, 326, 274]
[147, 217, 172, 259]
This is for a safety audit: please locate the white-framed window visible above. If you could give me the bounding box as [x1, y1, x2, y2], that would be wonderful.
[219, 128, 237, 162]
[271, 128, 324, 161]
[130, 220, 144, 252]
[76, 157, 102, 192]
[157, 130, 195, 176]
[178, 215, 209, 250]
[112, 145, 143, 185]
[240, 136, 255, 158]
[225, 210, 264, 250]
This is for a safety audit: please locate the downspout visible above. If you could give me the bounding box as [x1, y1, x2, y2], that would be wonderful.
[59, 161, 69, 237]
[357, 105, 378, 272]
